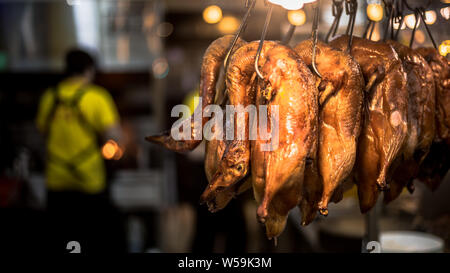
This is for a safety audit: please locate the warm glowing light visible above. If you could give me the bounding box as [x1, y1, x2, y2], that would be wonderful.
[393, 20, 406, 30]
[203, 5, 222, 24]
[439, 40, 450, 57]
[414, 30, 425, 44]
[269, 0, 304, 10]
[367, 4, 384, 22]
[441, 7, 450, 20]
[217, 16, 240, 34]
[102, 140, 123, 160]
[287, 9, 306, 26]
[370, 24, 381, 42]
[405, 14, 420, 29]
[441, 0, 450, 3]
[424, 10, 437, 25]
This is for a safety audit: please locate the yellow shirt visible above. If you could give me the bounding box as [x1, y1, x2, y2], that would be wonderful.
[36, 77, 120, 194]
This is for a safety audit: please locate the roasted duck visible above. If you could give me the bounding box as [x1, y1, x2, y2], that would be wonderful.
[415, 47, 450, 146]
[384, 41, 436, 203]
[203, 108, 251, 212]
[252, 44, 318, 239]
[329, 35, 408, 213]
[200, 41, 279, 205]
[415, 47, 450, 190]
[145, 35, 246, 152]
[294, 39, 364, 218]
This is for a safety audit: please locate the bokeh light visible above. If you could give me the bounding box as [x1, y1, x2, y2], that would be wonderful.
[393, 20, 406, 30]
[441, 7, 450, 20]
[439, 40, 450, 57]
[156, 22, 174, 37]
[269, 0, 304, 10]
[217, 16, 240, 34]
[414, 30, 425, 44]
[367, 4, 384, 22]
[287, 9, 306, 26]
[152, 57, 169, 79]
[405, 14, 420, 29]
[203, 5, 222, 24]
[102, 140, 123, 160]
[424, 10, 437, 25]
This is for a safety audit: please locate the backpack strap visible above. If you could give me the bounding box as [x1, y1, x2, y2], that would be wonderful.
[45, 84, 103, 184]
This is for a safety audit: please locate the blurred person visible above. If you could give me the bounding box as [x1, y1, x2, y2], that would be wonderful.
[36, 49, 125, 253]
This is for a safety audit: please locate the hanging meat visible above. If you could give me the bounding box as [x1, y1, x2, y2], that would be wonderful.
[294, 39, 364, 219]
[415, 47, 450, 146]
[203, 107, 252, 212]
[145, 35, 247, 152]
[414, 47, 450, 191]
[383, 41, 436, 203]
[329, 35, 408, 213]
[199, 41, 279, 206]
[252, 44, 318, 240]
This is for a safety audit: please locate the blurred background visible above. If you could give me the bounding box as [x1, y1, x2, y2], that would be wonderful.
[0, 0, 449, 253]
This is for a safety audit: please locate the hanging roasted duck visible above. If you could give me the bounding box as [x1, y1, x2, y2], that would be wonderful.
[203, 108, 252, 212]
[252, 44, 318, 240]
[145, 35, 247, 152]
[383, 41, 436, 203]
[294, 39, 364, 219]
[414, 47, 450, 191]
[329, 35, 408, 213]
[199, 40, 279, 206]
[384, 41, 435, 203]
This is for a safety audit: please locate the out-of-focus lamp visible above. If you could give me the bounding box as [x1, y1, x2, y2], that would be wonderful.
[441, 7, 450, 20]
[405, 13, 420, 29]
[366, 3, 384, 22]
[203, 5, 222, 24]
[288, 9, 306, 26]
[393, 20, 406, 30]
[268, 0, 309, 11]
[439, 40, 450, 57]
[218, 16, 240, 34]
[424, 10, 437, 25]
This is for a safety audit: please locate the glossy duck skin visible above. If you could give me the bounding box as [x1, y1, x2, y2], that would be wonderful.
[200, 41, 278, 204]
[145, 35, 247, 152]
[329, 35, 408, 213]
[415, 47, 450, 190]
[252, 45, 318, 239]
[384, 41, 436, 203]
[294, 39, 364, 218]
[203, 110, 252, 212]
[415, 48, 450, 146]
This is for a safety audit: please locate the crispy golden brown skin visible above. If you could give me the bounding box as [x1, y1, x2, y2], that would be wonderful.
[203, 109, 252, 212]
[294, 39, 364, 220]
[329, 35, 408, 213]
[145, 35, 247, 152]
[200, 41, 279, 205]
[415, 48, 450, 146]
[252, 45, 318, 239]
[415, 47, 450, 190]
[384, 41, 436, 203]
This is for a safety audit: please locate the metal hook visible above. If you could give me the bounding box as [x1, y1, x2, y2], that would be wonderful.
[311, 0, 322, 78]
[224, 0, 257, 69]
[345, 0, 357, 51]
[325, 0, 344, 43]
[282, 24, 296, 45]
[417, 7, 438, 49]
[409, 9, 419, 48]
[255, 3, 273, 80]
[382, 0, 394, 41]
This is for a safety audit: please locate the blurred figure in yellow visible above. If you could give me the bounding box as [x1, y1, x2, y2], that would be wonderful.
[36, 49, 125, 253]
